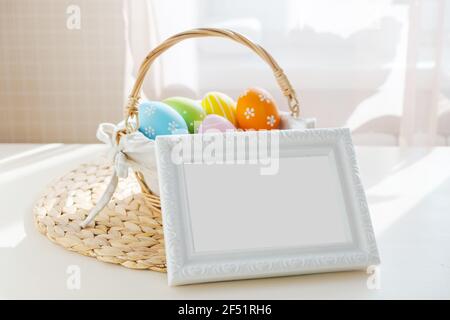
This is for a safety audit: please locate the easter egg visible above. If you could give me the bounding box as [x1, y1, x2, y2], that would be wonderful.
[201, 92, 237, 126]
[236, 87, 280, 130]
[138, 101, 189, 140]
[198, 114, 236, 133]
[163, 97, 206, 134]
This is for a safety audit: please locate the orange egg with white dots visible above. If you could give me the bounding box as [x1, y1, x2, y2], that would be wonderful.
[236, 87, 280, 130]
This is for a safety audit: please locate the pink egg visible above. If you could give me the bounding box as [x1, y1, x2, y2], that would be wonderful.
[198, 114, 236, 133]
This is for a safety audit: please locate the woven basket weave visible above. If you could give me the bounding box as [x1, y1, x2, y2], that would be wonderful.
[34, 28, 301, 272]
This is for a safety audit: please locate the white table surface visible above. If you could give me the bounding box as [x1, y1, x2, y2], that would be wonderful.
[0, 144, 449, 299]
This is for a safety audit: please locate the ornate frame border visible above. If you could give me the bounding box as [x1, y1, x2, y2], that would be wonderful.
[156, 128, 380, 286]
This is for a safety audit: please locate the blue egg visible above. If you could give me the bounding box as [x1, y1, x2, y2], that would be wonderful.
[138, 101, 189, 139]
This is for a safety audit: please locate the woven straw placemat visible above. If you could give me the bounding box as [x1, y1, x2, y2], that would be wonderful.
[33, 157, 166, 272]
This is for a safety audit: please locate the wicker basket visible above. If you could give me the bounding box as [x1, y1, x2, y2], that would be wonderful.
[126, 28, 300, 214]
[34, 28, 304, 273]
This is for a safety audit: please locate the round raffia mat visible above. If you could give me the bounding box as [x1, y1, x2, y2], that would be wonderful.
[33, 157, 166, 272]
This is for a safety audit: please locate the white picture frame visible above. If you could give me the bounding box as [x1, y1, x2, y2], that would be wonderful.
[155, 128, 380, 286]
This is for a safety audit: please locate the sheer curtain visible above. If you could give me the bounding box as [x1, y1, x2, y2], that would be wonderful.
[0, 0, 448, 144]
[123, 0, 199, 101]
[125, 0, 450, 146]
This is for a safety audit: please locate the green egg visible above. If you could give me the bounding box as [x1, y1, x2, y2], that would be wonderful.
[163, 97, 206, 133]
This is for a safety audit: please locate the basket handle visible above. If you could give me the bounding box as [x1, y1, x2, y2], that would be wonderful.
[124, 28, 300, 132]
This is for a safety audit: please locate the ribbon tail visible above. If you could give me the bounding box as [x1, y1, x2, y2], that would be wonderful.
[80, 172, 119, 228]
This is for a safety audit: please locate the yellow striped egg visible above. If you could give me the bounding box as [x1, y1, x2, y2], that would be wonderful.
[201, 92, 237, 126]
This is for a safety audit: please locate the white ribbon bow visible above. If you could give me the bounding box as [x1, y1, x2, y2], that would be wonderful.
[80, 123, 158, 227]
